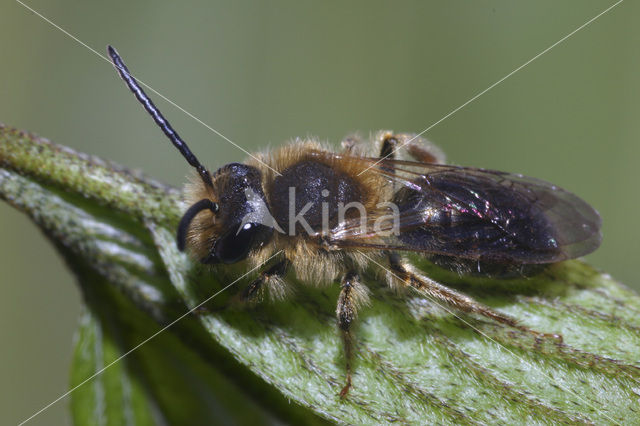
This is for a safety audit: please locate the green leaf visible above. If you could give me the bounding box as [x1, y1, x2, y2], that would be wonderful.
[2, 124, 639, 424]
[68, 253, 288, 426]
[71, 307, 157, 426]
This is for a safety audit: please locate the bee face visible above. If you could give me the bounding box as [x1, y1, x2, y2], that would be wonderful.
[181, 163, 274, 265]
[107, 46, 276, 266]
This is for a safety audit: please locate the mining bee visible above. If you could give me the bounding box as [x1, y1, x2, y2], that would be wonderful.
[108, 46, 602, 397]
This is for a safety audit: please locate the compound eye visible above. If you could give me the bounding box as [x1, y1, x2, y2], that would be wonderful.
[214, 222, 269, 264]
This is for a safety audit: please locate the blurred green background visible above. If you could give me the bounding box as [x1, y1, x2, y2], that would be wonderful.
[1, 1, 637, 424]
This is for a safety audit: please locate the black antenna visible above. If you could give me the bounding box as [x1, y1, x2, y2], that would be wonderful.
[176, 198, 219, 251]
[107, 45, 213, 188]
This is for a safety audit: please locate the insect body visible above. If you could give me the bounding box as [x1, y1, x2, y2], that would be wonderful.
[107, 46, 602, 397]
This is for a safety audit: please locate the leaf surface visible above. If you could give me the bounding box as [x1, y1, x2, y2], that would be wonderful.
[2, 125, 638, 425]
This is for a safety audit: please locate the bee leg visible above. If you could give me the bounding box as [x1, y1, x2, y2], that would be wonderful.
[240, 259, 290, 304]
[388, 256, 563, 341]
[387, 253, 518, 327]
[401, 138, 444, 163]
[379, 135, 399, 160]
[336, 271, 368, 398]
[379, 133, 446, 164]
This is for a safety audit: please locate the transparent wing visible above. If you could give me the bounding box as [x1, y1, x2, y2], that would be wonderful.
[315, 152, 601, 264]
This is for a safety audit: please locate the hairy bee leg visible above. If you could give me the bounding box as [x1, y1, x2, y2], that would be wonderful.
[403, 142, 441, 164]
[336, 271, 367, 398]
[379, 135, 399, 160]
[240, 258, 290, 303]
[378, 133, 446, 163]
[387, 254, 563, 340]
[387, 253, 518, 327]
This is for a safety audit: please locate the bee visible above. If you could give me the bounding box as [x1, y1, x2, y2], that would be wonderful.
[107, 46, 602, 397]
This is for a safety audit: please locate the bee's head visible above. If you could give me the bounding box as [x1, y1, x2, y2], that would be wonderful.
[178, 163, 274, 264]
[107, 46, 273, 264]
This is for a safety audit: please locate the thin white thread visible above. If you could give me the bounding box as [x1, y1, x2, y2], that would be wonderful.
[358, 250, 620, 425]
[358, 0, 624, 176]
[15, 0, 282, 177]
[18, 251, 283, 425]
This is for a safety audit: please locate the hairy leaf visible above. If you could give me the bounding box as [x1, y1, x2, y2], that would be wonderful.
[1, 125, 638, 425]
